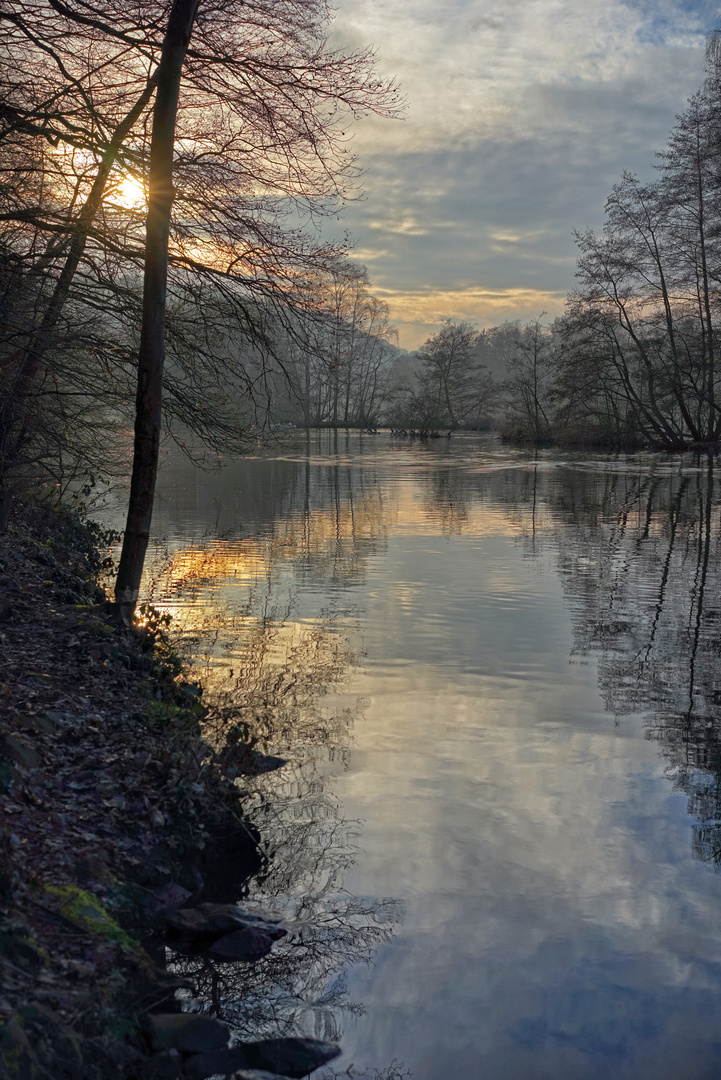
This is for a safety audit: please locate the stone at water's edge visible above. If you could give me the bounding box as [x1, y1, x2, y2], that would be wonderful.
[225, 1072, 294, 1080]
[242, 1038, 342, 1078]
[206, 926, 275, 962]
[244, 751, 287, 775]
[146, 1013, 230, 1054]
[217, 746, 287, 779]
[165, 911, 285, 962]
[145, 1048, 184, 1080]
[144, 881, 194, 918]
[186, 1045, 251, 1079]
[165, 903, 287, 950]
[185, 1037, 341, 1080]
[225, 909, 286, 937]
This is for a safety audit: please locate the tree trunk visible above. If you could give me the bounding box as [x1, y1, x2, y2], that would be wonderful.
[114, 0, 199, 619]
[303, 351, 311, 426]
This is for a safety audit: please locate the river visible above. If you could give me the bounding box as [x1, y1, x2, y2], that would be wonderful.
[125, 430, 721, 1080]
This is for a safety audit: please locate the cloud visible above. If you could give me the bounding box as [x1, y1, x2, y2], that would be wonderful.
[488, 229, 550, 246]
[332, 0, 711, 153]
[373, 286, 566, 348]
[328, 0, 715, 348]
[367, 214, 431, 236]
[375, 285, 565, 322]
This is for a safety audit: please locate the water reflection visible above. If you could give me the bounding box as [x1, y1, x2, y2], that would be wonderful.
[142, 469, 406, 1073]
[388, 450, 721, 872]
[542, 460, 721, 870]
[168, 607, 406, 1063]
[135, 435, 721, 1080]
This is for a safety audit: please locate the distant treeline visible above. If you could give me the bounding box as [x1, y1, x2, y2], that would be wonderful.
[382, 38, 721, 450]
[500, 37, 721, 451]
[278, 37, 721, 449]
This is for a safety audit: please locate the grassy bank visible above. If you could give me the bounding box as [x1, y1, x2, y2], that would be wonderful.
[0, 503, 262, 1079]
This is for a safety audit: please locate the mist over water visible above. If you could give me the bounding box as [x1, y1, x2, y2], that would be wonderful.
[136, 431, 721, 1080]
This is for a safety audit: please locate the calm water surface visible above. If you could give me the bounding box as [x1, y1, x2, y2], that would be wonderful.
[130, 432, 721, 1079]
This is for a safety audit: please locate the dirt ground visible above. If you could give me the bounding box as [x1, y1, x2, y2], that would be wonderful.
[0, 502, 261, 1079]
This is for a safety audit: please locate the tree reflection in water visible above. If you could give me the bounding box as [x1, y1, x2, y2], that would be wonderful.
[505, 456, 721, 871]
[412, 452, 721, 872]
[143, 466, 407, 1076]
[563, 460, 721, 870]
[202, 614, 403, 1040]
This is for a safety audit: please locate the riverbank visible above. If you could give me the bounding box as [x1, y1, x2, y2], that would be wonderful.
[0, 502, 291, 1079]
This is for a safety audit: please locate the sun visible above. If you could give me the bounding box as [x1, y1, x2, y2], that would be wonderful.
[115, 173, 146, 209]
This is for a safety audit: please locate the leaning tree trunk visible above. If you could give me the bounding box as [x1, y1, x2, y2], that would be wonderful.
[114, 0, 199, 620]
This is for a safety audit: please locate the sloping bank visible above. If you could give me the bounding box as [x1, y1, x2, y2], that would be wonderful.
[0, 503, 339, 1080]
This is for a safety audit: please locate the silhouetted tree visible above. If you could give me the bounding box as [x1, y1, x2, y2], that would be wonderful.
[272, 262, 399, 429]
[503, 316, 556, 441]
[387, 320, 495, 435]
[557, 39, 721, 449]
[416, 320, 487, 431]
[0, 0, 400, 597]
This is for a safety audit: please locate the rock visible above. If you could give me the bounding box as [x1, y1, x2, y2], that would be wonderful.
[147, 966, 195, 993]
[225, 1072, 294, 1080]
[204, 905, 286, 939]
[166, 903, 286, 944]
[165, 904, 236, 939]
[186, 1045, 251, 1079]
[186, 1038, 340, 1080]
[144, 882, 193, 918]
[247, 751, 287, 775]
[147, 1048, 185, 1079]
[145, 1013, 230, 1054]
[206, 903, 284, 933]
[206, 927, 275, 962]
[219, 749, 287, 778]
[242, 1038, 342, 1078]
[181, 683, 202, 698]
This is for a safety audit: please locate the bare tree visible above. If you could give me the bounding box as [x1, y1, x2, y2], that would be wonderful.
[268, 262, 398, 429]
[399, 320, 494, 434]
[0, 0, 400, 597]
[503, 316, 556, 442]
[558, 40, 721, 450]
[114, 0, 199, 616]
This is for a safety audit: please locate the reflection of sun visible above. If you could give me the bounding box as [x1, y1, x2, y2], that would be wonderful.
[116, 174, 146, 209]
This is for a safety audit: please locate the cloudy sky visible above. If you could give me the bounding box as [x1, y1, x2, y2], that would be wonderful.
[329, 0, 718, 349]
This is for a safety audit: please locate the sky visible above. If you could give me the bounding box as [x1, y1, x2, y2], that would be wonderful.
[328, 0, 719, 349]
